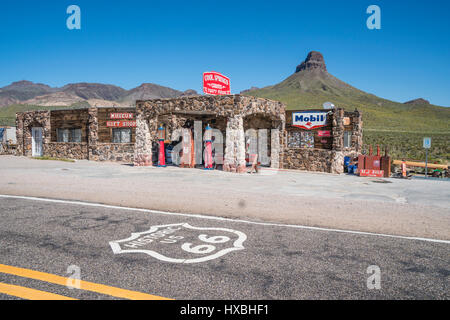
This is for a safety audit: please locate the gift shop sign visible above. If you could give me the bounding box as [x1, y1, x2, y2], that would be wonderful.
[107, 121, 136, 127]
[292, 111, 328, 130]
[203, 71, 231, 95]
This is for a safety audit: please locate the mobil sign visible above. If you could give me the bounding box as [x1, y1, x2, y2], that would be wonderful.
[292, 111, 328, 130]
[203, 71, 230, 95]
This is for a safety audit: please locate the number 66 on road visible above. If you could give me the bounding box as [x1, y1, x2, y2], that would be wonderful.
[181, 235, 231, 254]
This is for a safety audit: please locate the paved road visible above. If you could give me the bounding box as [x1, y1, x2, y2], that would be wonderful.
[0, 196, 448, 300]
[1, 156, 449, 240]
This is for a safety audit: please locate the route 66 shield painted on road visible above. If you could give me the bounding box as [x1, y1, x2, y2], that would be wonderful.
[109, 223, 247, 263]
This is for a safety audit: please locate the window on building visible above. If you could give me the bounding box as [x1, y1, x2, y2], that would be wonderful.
[57, 128, 69, 142]
[112, 128, 131, 143]
[57, 128, 82, 142]
[71, 128, 82, 142]
[344, 131, 352, 148]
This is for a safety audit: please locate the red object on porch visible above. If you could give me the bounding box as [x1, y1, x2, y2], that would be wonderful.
[357, 144, 391, 178]
[205, 141, 213, 169]
[158, 140, 166, 167]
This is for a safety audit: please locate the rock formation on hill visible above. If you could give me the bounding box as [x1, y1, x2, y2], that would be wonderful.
[295, 51, 327, 73]
[404, 98, 430, 105]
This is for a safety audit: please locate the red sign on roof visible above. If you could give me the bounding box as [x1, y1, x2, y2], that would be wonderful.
[203, 71, 230, 95]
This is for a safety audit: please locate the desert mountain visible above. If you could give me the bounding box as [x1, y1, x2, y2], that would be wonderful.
[0, 80, 57, 107]
[23, 92, 84, 107]
[0, 81, 198, 108]
[61, 83, 127, 101]
[119, 83, 186, 103]
[242, 51, 450, 132]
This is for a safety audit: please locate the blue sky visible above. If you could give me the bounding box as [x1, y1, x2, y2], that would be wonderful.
[0, 0, 449, 106]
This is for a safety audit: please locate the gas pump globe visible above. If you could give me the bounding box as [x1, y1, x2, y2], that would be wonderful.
[204, 124, 212, 142]
[157, 125, 165, 141]
[157, 124, 166, 167]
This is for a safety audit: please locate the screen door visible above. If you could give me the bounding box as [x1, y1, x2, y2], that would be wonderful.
[32, 127, 43, 157]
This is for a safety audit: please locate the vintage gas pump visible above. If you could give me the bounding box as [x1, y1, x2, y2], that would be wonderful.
[204, 124, 213, 170]
[157, 124, 166, 167]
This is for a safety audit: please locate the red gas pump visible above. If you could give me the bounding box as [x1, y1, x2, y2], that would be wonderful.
[158, 124, 166, 167]
[204, 124, 213, 170]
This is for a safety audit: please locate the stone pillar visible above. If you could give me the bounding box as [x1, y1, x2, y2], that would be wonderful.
[134, 113, 154, 166]
[258, 129, 269, 166]
[332, 108, 345, 151]
[351, 110, 363, 153]
[224, 115, 246, 173]
[270, 128, 280, 169]
[88, 107, 98, 160]
[330, 108, 344, 173]
[15, 113, 24, 156]
[331, 151, 345, 174]
[331, 108, 345, 174]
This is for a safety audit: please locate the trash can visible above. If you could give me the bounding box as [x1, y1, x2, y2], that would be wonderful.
[344, 156, 351, 173]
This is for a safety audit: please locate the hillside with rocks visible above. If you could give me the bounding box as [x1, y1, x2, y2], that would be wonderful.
[242, 51, 450, 133]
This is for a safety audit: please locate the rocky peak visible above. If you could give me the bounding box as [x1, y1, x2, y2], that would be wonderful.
[2, 80, 54, 91]
[240, 87, 259, 94]
[295, 51, 327, 73]
[11, 80, 33, 86]
[181, 89, 198, 96]
[404, 98, 430, 105]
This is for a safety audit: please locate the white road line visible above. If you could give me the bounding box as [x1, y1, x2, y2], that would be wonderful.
[1, 194, 449, 245]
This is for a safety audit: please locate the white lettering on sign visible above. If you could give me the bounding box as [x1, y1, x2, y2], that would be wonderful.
[292, 111, 328, 130]
[106, 121, 137, 127]
[109, 223, 247, 263]
[110, 113, 134, 120]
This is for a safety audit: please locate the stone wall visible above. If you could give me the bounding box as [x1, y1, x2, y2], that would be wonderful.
[283, 148, 333, 172]
[44, 142, 88, 160]
[94, 143, 134, 162]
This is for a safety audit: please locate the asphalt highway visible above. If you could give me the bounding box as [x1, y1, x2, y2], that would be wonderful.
[0, 196, 448, 300]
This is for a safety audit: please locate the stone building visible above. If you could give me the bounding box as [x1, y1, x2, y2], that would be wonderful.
[15, 94, 362, 174]
[134, 95, 285, 172]
[15, 107, 136, 162]
[283, 108, 362, 173]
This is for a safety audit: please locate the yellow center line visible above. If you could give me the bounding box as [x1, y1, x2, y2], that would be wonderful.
[0, 264, 172, 300]
[0, 282, 77, 300]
